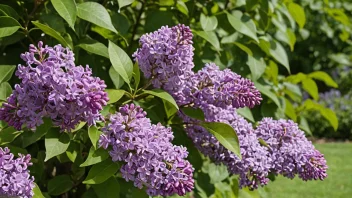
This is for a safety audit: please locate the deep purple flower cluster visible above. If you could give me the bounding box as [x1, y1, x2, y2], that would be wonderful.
[0, 42, 109, 131]
[255, 118, 328, 181]
[99, 104, 194, 196]
[185, 105, 271, 189]
[133, 24, 194, 94]
[0, 147, 34, 198]
[180, 63, 262, 109]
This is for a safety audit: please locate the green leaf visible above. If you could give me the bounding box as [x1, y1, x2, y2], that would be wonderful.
[80, 147, 109, 167]
[77, 39, 109, 58]
[118, 0, 134, 9]
[308, 71, 338, 88]
[66, 140, 80, 162]
[176, 1, 189, 16]
[299, 116, 312, 135]
[226, 11, 259, 43]
[22, 118, 52, 147]
[284, 98, 297, 121]
[109, 67, 125, 89]
[269, 40, 290, 73]
[0, 16, 21, 38]
[3, 144, 27, 156]
[106, 89, 125, 104]
[299, 99, 338, 131]
[143, 89, 179, 110]
[200, 122, 241, 159]
[258, 138, 269, 148]
[48, 175, 74, 196]
[93, 177, 120, 198]
[302, 78, 319, 100]
[32, 21, 73, 49]
[77, 2, 117, 33]
[276, 29, 296, 51]
[51, 0, 77, 29]
[33, 183, 45, 198]
[88, 126, 101, 150]
[71, 121, 86, 132]
[0, 127, 22, 145]
[133, 62, 140, 90]
[0, 65, 15, 83]
[236, 107, 255, 122]
[83, 159, 120, 184]
[163, 100, 178, 119]
[285, 73, 307, 84]
[287, 2, 306, 29]
[181, 107, 205, 121]
[320, 107, 338, 131]
[203, 163, 229, 184]
[0, 4, 20, 20]
[0, 82, 12, 101]
[246, 55, 266, 80]
[255, 82, 281, 108]
[194, 31, 221, 51]
[246, 0, 259, 11]
[234, 42, 253, 56]
[200, 13, 218, 31]
[258, 37, 270, 55]
[108, 41, 133, 85]
[44, 129, 70, 161]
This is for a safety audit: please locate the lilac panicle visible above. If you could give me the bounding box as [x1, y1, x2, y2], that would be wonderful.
[180, 63, 262, 109]
[99, 104, 194, 196]
[0, 147, 35, 198]
[255, 118, 328, 181]
[133, 24, 194, 94]
[185, 105, 271, 189]
[0, 42, 109, 131]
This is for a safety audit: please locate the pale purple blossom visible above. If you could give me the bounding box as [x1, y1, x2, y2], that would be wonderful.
[133, 24, 194, 94]
[180, 63, 262, 109]
[0, 42, 109, 131]
[255, 118, 328, 181]
[99, 104, 194, 196]
[0, 147, 34, 198]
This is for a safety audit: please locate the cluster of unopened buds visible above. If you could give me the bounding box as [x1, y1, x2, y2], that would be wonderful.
[0, 24, 327, 197]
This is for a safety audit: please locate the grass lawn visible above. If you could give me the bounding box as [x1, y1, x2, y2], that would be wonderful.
[266, 143, 352, 198]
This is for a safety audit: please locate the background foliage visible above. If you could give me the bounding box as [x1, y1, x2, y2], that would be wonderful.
[0, 0, 351, 197]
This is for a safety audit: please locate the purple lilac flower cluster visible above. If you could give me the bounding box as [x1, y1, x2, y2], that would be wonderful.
[180, 63, 262, 109]
[255, 118, 328, 181]
[99, 104, 194, 196]
[185, 105, 271, 189]
[134, 24, 328, 190]
[0, 42, 109, 131]
[133, 24, 194, 94]
[0, 147, 34, 198]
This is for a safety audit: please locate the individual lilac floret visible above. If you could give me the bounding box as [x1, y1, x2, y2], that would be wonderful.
[180, 63, 262, 109]
[0, 42, 109, 131]
[133, 24, 194, 93]
[255, 118, 328, 181]
[0, 147, 35, 198]
[99, 104, 194, 196]
[185, 105, 271, 189]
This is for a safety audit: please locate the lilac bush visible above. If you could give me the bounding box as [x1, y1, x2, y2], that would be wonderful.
[0, 20, 330, 196]
[99, 104, 194, 196]
[0, 42, 109, 131]
[0, 147, 34, 198]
